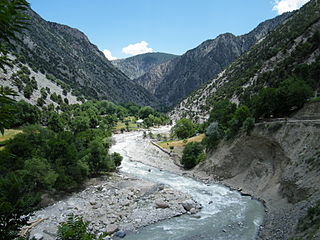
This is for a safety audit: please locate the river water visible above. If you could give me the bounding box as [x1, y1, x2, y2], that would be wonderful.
[111, 129, 265, 240]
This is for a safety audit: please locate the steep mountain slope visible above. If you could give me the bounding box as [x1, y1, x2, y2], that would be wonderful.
[196, 102, 320, 240]
[112, 52, 177, 80]
[2, 8, 159, 107]
[171, 0, 320, 122]
[135, 13, 291, 107]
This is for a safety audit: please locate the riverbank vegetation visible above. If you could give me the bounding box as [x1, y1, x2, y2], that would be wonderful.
[0, 96, 170, 239]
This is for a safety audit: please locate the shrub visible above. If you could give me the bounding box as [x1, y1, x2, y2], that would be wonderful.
[181, 142, 205, 169]
[111, 152, 123, 167]
[171, 118, 196, 139]
[205, 121, 223, 149]
[57, 214, 96, 240]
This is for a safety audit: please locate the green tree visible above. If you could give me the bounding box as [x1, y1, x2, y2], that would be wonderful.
[204, 122, 222, 149]
[47, 111, 65, 132]
[139, 106, 155, 119]
[111, 152, 123, 167]
[226, 105, 252, 139]
[276, 76, 313, 115]
[171, 118, 196, 139]
[24, 157, 58, 190]
[181, 142, 205, 169]
[11, 100, 41, 127]
[0, 173, 39, 240]
[83, 140, 114, 175]
[209, 100, 237, 130]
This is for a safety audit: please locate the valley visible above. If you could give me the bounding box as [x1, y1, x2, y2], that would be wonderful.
[1, 0, 320, 239]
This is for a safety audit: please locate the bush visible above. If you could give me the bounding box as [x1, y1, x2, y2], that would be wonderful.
[181, 142, 205, 169]
[171, 118, 196, 139]
[241, 117, 255, 135]
[205, 121, 223, 149]
[111, 152, 123, 167]
[57, 215, 96, 240]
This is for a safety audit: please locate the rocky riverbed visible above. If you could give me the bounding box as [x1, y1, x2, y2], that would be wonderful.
[29, 170, 201, 239]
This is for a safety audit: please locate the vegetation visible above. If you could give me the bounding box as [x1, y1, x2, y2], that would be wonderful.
[171, 118, 196, 139]
[57, 215, 97, 240]
[158, 134, 205, 150]
[180, 142, 205, 169]
[0, 87, 17, 134]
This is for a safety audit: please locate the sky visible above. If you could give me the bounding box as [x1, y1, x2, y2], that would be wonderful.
[28, 0, 311, 60]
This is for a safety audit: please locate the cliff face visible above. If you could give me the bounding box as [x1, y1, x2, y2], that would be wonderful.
[134, 13, 290, 107]
[172, 0, 320, 122]
[3, 8, 159, 107]
[112, 52, 177, 80]
[196, 102, 320, 239]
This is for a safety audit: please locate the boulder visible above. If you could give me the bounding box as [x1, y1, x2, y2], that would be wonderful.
[190, 208, 197, 214]
[107, 224, 119, 234]
[114, 230, 126, 238]
[155, 200, 169, 208]
[182, 200, 195, 211]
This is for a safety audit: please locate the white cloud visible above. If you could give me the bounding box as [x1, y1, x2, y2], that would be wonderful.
[122, 41, 153, 56]
[103, 49, 117, 60]
[272, 0, 311, 14]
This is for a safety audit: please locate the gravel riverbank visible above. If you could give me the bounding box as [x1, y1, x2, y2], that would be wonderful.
[28, 127, 201, 240]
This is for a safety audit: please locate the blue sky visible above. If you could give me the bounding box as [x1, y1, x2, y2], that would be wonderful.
[28, 0, 310, 59]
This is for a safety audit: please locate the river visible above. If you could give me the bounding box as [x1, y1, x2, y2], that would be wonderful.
[110, 128, 265, 240]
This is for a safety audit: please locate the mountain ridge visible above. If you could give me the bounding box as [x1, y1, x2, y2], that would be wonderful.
[1, 8, 159, 108]
[134, 12, 291, 107]
[112, 52, 178, 80]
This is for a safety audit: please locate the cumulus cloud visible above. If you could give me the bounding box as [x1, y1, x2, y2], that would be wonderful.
[103, 49, 117, 60]
[272, 0, 311, 14]
[122, 41, 153, 56]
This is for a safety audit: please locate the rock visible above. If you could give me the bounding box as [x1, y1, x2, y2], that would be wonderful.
[107, 224, 119, 234]
[182, 200, 195, 211]
[208, 200, 213, 204]
[33, 233, 44, 240]
[155, 200, 170, 208]
[90, 201, 97, 205]
[190, 208, 197, 214]
[114, 230, 126, 238]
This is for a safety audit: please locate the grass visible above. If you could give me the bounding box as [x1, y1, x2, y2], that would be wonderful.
[0, 129, 23, 143]
[0, 129, 23, 150]
[113, 117, 139, 131]
[158, 134, 205, 149]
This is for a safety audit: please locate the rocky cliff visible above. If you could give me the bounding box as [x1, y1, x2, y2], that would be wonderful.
[112, 52, 177, 80]
[135, 13, 290, 107]
[1, 8, 159, 107]
[171, 0, 320, 121]
[195, 102, 320, 239]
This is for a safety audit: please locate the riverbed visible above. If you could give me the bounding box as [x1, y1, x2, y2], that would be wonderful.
[111, 128, 265, 240]
[29, 127, 265, 239]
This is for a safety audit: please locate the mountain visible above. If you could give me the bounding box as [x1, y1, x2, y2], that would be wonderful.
[112, 52, 177, 80]
[135, 13, 291, 107]
[0, 8, 159, 107]
[171, 0, 320, 122]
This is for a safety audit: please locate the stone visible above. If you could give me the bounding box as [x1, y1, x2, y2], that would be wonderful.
[33, 233, 44, 240]
[190, 208, 197, 214]
[114, 230, 126, 238]
[182, 200, 195, 211]
[108, 224, 119, 234]
[155, 200, 170, 208]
